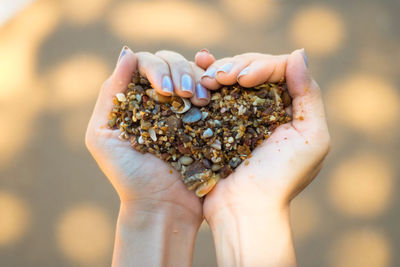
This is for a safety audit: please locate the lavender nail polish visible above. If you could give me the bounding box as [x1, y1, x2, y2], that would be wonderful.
[196, 83, 208, 100]
[162, 76, 173, 93]
[181, 74, 194, 93]
[302, 49, 309, 68]
[217, 62, 233, 74]
[237, 67, 250, 80]
[118, 46, 128, 62]
[202, 67, 217, 79]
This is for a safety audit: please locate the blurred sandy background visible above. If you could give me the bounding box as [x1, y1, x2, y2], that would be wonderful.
[0, 0, 399, 266]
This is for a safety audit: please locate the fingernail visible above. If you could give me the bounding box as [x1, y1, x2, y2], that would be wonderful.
[195, 83, 208, 100]
[217, 62, 233, 74]
[162, 76, 173, 94]
[202, 67, 217, 79]
[301, 48, 308, 68]
[237, 67, 250, 80]
[181, 74, 194, 93]
[118, 46, 129, 63]
[200, 48, 209, 53]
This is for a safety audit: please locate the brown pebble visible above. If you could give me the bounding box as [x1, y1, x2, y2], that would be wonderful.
[112, 72, 291, 197]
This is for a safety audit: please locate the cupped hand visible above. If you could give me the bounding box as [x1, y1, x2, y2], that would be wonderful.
[85, 47, 206, 224]
[195, 49, 331, 221]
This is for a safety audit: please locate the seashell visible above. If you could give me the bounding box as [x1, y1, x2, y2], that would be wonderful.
[195, 174, 219, 197]
[148, 127, 157, 141]
[179, 156, 194, 166]
[145, 89, 171, 103]
[171, 97, 191, 114]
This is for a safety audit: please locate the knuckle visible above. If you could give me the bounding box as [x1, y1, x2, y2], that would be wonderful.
[155, 49, 171, 56]
[174, 59, 190, 70]
[136, 51, 153, 58]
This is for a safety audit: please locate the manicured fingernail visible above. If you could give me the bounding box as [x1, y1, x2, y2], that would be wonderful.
[162, 76, 173, 94]
[195, 83, 208, 100]
[217, 62, 233, 74]
[302, 48, 308, 68]
[181, 74, 194, 93]
[202, 67, 217, 79]
[118, 46, 129, 63]
[237, 67, 250, 80]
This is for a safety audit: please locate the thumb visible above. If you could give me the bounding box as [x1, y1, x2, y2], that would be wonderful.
[88, 46, 137, 129]
[286, 49, 328, 137]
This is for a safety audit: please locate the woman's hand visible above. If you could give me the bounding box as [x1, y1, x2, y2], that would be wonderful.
[85, 47, 206, 267]
[195, 49, 331, 266]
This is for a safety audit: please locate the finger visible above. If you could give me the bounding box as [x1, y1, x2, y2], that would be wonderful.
[190, 62, 210, 106]
[156, 50, 195, 98]
[236, 54, 289, 87]
[200, 57, 232, 90]
[89, 46, 137, 130]
[194, 49, 216, 70]
[135, 51, 174, 96]
[214, 54, 253, 85]
[286, 49, 328, 137]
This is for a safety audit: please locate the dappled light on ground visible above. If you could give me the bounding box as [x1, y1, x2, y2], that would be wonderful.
[56, 203, 113, 265]
[108, 1, 227, 47]
[0, 192, 30, 246]
[61, 0, 111, 25]
[46, 54, 109, 110]
[326, 74, 400, 138]
[290, 6, 345, 55]
[61, 105, 93, 149]
[220, 0, 280, 25]
[328, 152, 393, 217]
[291, 194, 319, 240]
[328, 228, 391, 267]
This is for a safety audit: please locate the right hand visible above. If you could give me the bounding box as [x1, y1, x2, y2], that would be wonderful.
[85, 47, 207, 227]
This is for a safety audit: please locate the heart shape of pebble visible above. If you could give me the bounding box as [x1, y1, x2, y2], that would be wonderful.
[108, 72, 292, 197]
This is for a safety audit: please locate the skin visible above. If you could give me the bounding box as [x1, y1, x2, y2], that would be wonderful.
[85, 48, 206, 267]
[86, 47, 330, 267]
[196, 49, 331, 266]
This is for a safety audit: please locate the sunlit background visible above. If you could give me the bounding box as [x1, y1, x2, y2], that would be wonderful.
[0, 0, 399, 266]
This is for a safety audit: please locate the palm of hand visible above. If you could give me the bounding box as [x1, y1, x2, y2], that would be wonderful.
[204, 122, 325, 217]
[92, 129, 203, 218]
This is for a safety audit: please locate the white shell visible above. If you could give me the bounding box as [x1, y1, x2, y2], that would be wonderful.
[172, 97, 191, 114]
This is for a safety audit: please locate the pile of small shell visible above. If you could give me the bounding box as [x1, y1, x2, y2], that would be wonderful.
[108, 72, 292, 197]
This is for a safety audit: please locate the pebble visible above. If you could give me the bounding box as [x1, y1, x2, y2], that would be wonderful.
[148, 128, 157, 141]
[229, 157, 242, 168]
[211, 164, 222, 171]
[228, 137, 234, 143]
[138, 136, 144, 144]
[182, 107, 202, 124]
[203, 128, 214, 138]
[140, 120, 152, 130]
[116, 93, 126, 102]
[201, 112, 209, 120]
[210, 140, 222, 150]
[214, 120, 222, 127]
[179, 156, 194, 165]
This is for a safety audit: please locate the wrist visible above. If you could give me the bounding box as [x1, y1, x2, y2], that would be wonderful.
[112, 201, 200, 267]
[207, 201, 296, 267]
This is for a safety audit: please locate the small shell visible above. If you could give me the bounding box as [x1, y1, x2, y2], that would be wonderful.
[203, 128, 213, 138]
[195, 175, 219, 197]
[145, 89, 171, 103]
[138, 136, 144, 144]
[116, 93, 126, 102]
[210, 140, 221, 150]
[179, 156, 194, 166]
[148, 128, 157, 141]
[171, 97, 191, 114]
